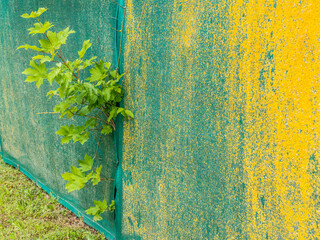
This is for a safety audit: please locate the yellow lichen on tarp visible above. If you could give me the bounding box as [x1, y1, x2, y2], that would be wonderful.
[121, 0, 320, 239]
[233, 0, 320, 238]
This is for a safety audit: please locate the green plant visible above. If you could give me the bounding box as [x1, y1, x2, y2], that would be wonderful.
[18, 8, 133, 221]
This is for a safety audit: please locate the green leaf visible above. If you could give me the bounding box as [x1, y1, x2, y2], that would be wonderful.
[46, 31, 60, 50]
[110, 70, 117, 79]
[56, 125, 71, 136]
[117, 108, 124, 114]
[38, 39, 53, 53]
[53, 101, 71, 114]
[92, 165, 102, 185]
[117, 73, 125, 81]
[70, 166, 85, 178]
[61, 71, 73, 83]
[101, 125, 113, 135]
[61, 166, 88, 192]
[86, 199, 108, 221]
[85, 118, 97, 129]
[78, 40, 92, 58]
[57, 27, 75, 45]
[46, 90, 57, 99]
[56, 125, 74, 144]
[74, 131, 90, 145]
[108, 107, 118, 122]
[124, 110, 134, 119]
[102, 88, 111, 102]
[47, 67, 60, 84]
[86, 205, 100, 214]
[21, 8, 47, 18]
[88, 59, 108, 82]
[78, 106, 91, 116]
[72, 59, 82, 69]
[28, 22, 53, 35]
[93, 199, 107, 211]
[75, 91, 86, 105]
[78, 57, 97, 70]
[108, 200, 115, 212]
[17, 44, 44, 52]
[78, 154, 94, 172]
[66, 106, 77, 119]
[105, 62, 111, 69]
[83, 83, 99, 104]
[93, 214, 103, 221]
[22, 60, 48, 88]
[32, 55, 52, 63]
[61, 136, 73, 144]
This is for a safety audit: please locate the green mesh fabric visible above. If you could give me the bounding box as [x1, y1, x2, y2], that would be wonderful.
[3, 1, 309, 239]
[117, 1, 245, 239]
[0, 1, 118, 238]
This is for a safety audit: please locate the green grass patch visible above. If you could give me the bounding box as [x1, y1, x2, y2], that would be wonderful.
[0, 157, 106, 240]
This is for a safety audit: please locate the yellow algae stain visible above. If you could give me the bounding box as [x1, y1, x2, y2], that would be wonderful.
[172, 0, 198, 48]
[227, 0, 320, 238]
[121, 0, 320, 239]
[122, 1, 160, 239]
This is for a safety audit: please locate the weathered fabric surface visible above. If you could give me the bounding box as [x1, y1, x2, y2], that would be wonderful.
[119, 0, 320, 239]
[1, 0, 320, 239]
[0, 1, 118, 238]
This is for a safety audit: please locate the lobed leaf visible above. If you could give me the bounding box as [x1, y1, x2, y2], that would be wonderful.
[77, 56, 97, 70]
[78, 40, 91, 58]
[101, 125, 113, 135]
[56, 124, 90, 145]
[78, 154, 94, 172]
[21, 8, 47, 18]
[17, 44, 44, 52]
[78, 106, 91, 116]
[22, 60, 48, 88]
[86, 199, 108, 221]
[57, 27, 75, 45]
[105, 62, 111, 70]
[91, 165, 102, 185]
[108, 107, 118, 122]
[28, 22, 53, 35]
[32, 55, 52, 63]
[38, 39, 53, 54]
[108, 200, 115, 212]
[46, 31, 60, 50]
[101, 88, 111, 102]
[61, 166, 89, 192]
[47, 67, 61, 84]
[88, 59, 108, 82]
[46, 90, 57, 99]
[124, 110, 134, 119]
[85, 118, 97, 129]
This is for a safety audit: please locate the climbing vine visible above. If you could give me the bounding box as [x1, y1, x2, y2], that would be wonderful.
[18, 7, 133, 221]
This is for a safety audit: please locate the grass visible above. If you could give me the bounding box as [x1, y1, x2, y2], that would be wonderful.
[0, 157, 106, 240]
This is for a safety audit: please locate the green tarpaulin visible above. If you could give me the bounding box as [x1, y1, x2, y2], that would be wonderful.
[2, 0, 320, 239]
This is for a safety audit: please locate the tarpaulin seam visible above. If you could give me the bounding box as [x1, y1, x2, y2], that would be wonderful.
[113, 0, 126, 239]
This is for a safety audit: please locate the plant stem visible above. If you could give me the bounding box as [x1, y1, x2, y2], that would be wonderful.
[53, 47, 79, 81]
[103, 20, 121, 32]
[36, 112, 59, 115]
[100, 107, 116, 130]
[88, 128, 102, 132]
[94, 133, 103, 159]
[109, 0, 125, 9]
[74, 114, 109, 125]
